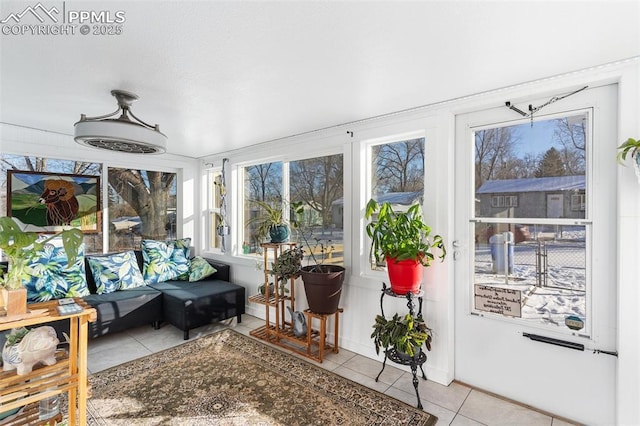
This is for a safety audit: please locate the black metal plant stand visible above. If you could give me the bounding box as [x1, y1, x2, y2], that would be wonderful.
[375, 282, 428, 409]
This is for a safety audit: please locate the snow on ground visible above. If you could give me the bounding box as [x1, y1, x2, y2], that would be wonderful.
[474, 235, 587, 332]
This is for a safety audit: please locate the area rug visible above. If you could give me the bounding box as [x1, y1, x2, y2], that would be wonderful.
[87, 328, 437, 425]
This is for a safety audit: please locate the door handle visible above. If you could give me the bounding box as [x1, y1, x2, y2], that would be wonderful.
[452, 240, 464, 248]
[452, 240, 465, 260]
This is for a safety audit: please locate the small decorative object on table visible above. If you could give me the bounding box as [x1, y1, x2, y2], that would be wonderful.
[56, 298, 84, 315]
[2, 326, 59, 375]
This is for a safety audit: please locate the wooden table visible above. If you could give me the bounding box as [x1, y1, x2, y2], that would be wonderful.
[0, 298, 96, 425]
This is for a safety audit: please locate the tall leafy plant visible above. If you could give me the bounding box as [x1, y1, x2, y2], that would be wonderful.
[365, 199, 445, 266]
[0, 217, 84, 289]
[246, 200, 288, 243]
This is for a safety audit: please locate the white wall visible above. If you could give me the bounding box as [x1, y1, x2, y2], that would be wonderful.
[201, 58, 640, 424]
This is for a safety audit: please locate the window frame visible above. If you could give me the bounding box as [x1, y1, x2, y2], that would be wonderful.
[231, 147, 345, 260]
[362, 129, 428, 277]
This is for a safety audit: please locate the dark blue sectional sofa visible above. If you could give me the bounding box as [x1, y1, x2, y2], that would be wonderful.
[1, 252, 245, 341]
[84, 251, 245, 340]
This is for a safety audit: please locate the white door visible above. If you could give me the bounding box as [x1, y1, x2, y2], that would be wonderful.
[454, 84, 617, 425]
[546, 194, 563, 218]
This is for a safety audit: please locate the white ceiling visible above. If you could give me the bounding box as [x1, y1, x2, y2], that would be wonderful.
[1, 1, 638, 158]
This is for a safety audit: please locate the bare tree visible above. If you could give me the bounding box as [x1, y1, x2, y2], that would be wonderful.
[246, 163, 282, 202]
[290, 154, 343, 228]
[475, 127, 519, 189]
[373, 138, 424, 193]
[108, 168, 175, 240]
[552, 117, 586, 175]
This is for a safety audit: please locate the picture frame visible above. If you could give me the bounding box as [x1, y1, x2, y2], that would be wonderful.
[7, 170, 100, 233]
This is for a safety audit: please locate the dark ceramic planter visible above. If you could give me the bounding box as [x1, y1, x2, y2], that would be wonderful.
[269, 225, 289, 243]
[301, 265, 345, 314]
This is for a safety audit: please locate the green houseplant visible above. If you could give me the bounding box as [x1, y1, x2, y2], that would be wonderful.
[617, 137, 640, 183]
[365, 199, 446, 295]
[0, 217, 83, 315]
[291, 201, 345, 314]
[246, 200, 290, 243]
[263, 246, 304, 297]
[371, 313, 432, 359]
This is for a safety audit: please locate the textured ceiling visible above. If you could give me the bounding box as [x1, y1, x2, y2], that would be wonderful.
[1, 1, 638, 158]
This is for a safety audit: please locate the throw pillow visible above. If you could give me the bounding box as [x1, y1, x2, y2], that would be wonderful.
[183, 256, 217, 282]
[87, 251, 146, 294]
[23, 243, 89, 302]
[142, 238, 191, 284]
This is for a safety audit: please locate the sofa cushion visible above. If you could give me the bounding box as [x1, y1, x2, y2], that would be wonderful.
[23, 244, 89, 302]
[142, 238, 191, 284]
[87, 251, 146, 294]
[178, 256, 217, 282]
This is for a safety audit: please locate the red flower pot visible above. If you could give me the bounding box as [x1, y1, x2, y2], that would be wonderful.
[385, 256, 423, 295]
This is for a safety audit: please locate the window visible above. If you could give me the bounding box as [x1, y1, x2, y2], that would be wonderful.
[242, 161, 283, 254]
[0, 154, 103, 254]
[239, 155, 344, 262]
[571, 193, 586, 211]
[108, 167, 177, 251]
[491, 195, 518, 208]
[368, 137, 425, 270]
[290, 154, 344, 266]
[473, 113, 589, 332]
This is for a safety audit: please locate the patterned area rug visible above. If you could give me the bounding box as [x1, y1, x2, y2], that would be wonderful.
[87, 329, 437, 425]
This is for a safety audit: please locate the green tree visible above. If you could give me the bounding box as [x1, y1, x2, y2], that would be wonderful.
[535, 147, 566, 177]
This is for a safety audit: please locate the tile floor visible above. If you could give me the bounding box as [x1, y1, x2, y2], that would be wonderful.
[87, 314, 580, 426]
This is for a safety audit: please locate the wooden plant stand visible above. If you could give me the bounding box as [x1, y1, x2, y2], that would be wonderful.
[249, 242, 343, 363]
[0, 298, 96, 425]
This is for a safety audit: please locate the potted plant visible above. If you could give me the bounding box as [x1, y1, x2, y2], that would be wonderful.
[291, 202, 345, 314]
[246, 200, 290, 243]
[365, 199, 446, 295]
[266, 246, 304, 298]
[617, 137, 640, 183]
[0, 217, 83, 316]
[371, 313, 432, 360]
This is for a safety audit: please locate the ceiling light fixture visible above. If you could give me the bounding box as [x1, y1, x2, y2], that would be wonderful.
[74, 90, 167, 154]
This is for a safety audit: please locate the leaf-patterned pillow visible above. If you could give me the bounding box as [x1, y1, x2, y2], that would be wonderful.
[23, 244, 89, 302]
[87, 251, 146, 294]
[178, 256, 217, 282]
[142, 238, 191, 284]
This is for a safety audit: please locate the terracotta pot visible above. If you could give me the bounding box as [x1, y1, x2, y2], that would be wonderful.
[385, 256, 423, 295]
[301, 265, 345, 314]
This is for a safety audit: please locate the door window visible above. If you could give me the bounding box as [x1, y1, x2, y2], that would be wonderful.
[472, 113, 590, 335]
